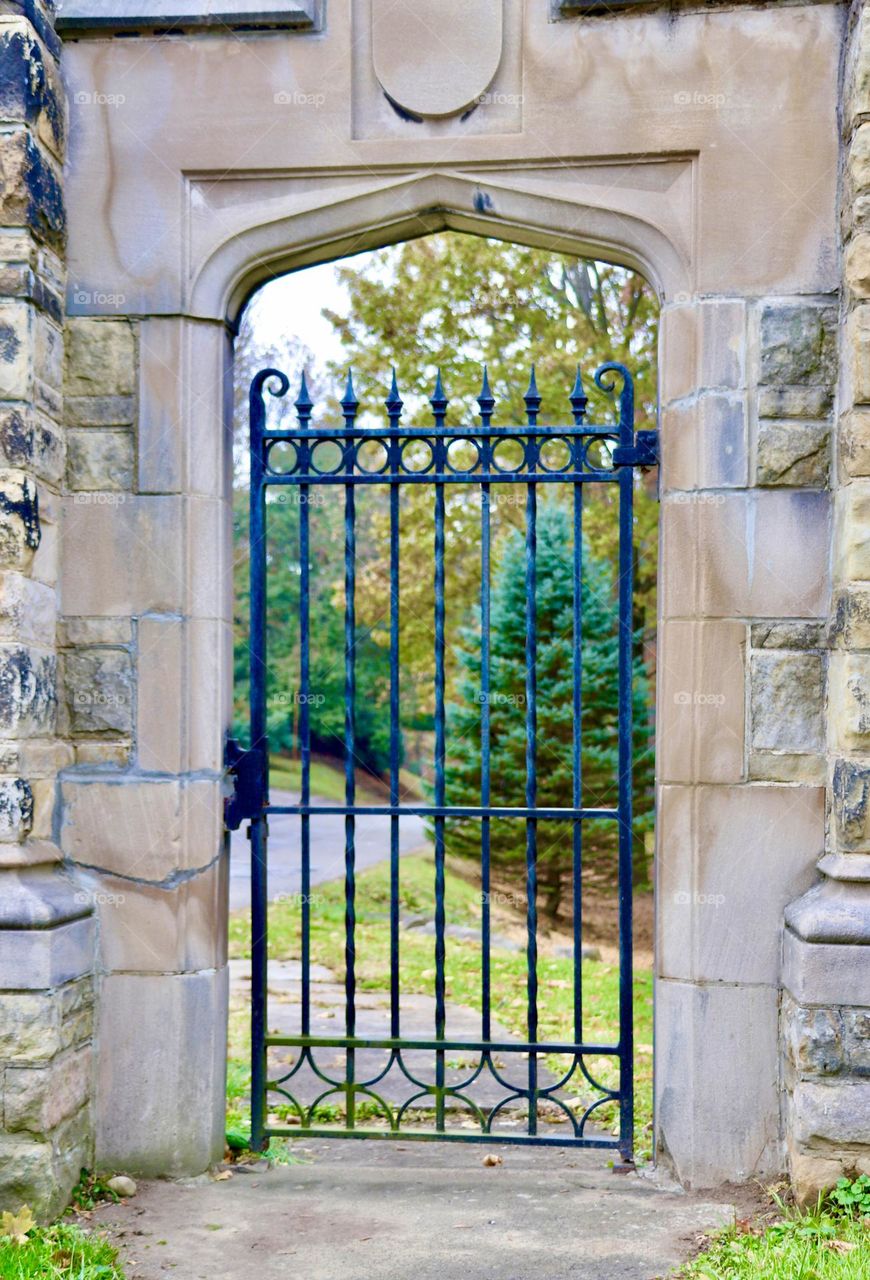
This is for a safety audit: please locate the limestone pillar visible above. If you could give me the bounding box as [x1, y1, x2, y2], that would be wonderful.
[781, 0, 870, 1197]
[0, 0, 95, 1218]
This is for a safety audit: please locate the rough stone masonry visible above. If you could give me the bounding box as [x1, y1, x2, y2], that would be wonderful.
[0, 0, 869, 1220]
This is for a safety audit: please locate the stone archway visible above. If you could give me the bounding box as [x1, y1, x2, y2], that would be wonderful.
[2, 0, 859, 1218]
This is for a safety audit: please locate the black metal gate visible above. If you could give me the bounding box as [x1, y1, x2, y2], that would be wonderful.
[227, 360, 656, 1164]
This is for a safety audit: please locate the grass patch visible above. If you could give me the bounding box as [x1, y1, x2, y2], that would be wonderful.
[0, 1219, 124, 1279]
[674, 1186, 870, 1279]
[227, 851, 653, 1157]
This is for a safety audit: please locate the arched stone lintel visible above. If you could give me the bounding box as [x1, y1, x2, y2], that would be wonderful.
[186, 171, 690, 328]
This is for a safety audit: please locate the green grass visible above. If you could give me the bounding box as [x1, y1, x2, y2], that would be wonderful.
[269, 754, 424, 804]
[0, 1221, 124, 1279]
[674, 1191, 870, 1279]
[227, 851, 654, 1155]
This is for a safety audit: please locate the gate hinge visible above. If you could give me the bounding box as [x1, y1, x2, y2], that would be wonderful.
[224, 736, 266, 831]
[611, 430, 659, 470]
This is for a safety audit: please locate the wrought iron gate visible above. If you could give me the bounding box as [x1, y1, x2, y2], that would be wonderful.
[226, 360, 657, 1164]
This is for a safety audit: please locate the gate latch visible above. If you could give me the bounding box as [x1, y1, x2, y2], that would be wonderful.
[611, 430, 659, 470]
[224, 736, 265, 831]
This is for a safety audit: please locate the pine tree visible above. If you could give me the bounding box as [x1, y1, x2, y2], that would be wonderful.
[442, 502, 653, 919]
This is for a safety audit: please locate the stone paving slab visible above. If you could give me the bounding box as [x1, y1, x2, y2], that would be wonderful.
[91, 1142, 735, 1280]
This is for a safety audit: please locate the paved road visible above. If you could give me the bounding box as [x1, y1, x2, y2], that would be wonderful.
[229, 790, 430, 911]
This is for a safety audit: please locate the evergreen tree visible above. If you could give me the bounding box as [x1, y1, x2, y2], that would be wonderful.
[442, 503, 653, 917]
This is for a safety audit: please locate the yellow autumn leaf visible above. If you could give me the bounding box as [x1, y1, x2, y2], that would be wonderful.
[1, 1205, 35, 1245]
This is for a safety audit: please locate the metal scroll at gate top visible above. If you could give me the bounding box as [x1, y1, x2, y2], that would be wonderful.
[227, 359, 657, 1164]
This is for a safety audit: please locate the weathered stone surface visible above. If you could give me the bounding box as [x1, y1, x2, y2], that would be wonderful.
[840, 410, 870, 479]
[784, 1003, 844, 1076]
[0, 21, 65, 162]
[0, 573, 55, 645]
[66, 428, 133, 492]
[851, 124, 870, 192]
[833, 759, 870, 851]
[830, 585, 870, 650]
[758, 386, 833, 420]
[760, 304, 837, 388]
[0, 409, 64, 486]
[0, 130, 65, 253]
[792, 1080, 870, 1149]
[847, 305, 870, 406]
[74, 741, 129, 767]
[847, 233, 870, 299]
[831, 653, 870, 749]
[63, 647, 132, 734]
[59, 616, 132, 646]
[756, 420, 829, 487]
[136, 615, 182, 772]
[844, 1010, 870, 1075]
[750, 652, 825, 753]
[0, 992, 61, 1062]
[836, 480, 870, 581]
[661, 394, 746, 490]
[0, 1136, 57, 1221]
[65, 394, 134, 428]
[0, 776, 33, 841]
[847, 14, 870, 132]
[4, 1047, 91, 1136]
[0, 299, 31, 398]
[0, 644, 55, 735]
[749, 751, 826, 785]
[751, 622, 824, 650]
[0, 470, 40, 570]
[61, 495, 183, 617]
[657, 620, 746, 784]
[64, 318, 135, 397]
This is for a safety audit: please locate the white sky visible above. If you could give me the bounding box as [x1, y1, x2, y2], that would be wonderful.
[248, 259, 351, 368]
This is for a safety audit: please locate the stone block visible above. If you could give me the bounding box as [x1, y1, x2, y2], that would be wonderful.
[95, 968, 228, 1177]
[833, 759, 870, 852]
[0, 917, 94, 990]
[750, 652, 824, 753]
[64, 318, 135, 397]
[187, 617, 230, 772]
[659, 303, 696, 404]
[661, 490, 830, 620]
[0, 130, 65, 253]
[829, 586, 870, 649]
[88, 856, 227, 973]
[59, 616, 132, 646]
[4, 1047, 91, 1136]
[660, 395, 746, 490]
[846, 304, 870, 407]
[831, 653, 870, 750]
[0, 776, 33, 841]
[0, 992, 61, 1062]
[66, 429, 133, 492]
[847, 233, 870, 299]
[756, 421, 829, 487]
[758, 386, 833, 420]
[0, 20, 65, 161]
[658, 620, 746, 784]
[784, 1002, 844, 1076]
[136, 615, 182, 771]
[61, 495, 183, 616]
[0, 470, 40, 570]
[760, 303, 836, 388]
[74, 741, 129, 767]
[65, 395, 134, 428]
[63, 647, 132, 734]
[751, 622, 824, 650]
[699, 299, 745, 391]
[783, 927, 870, 1006]
[0, 299, 31, 400]
[844, 1010, 870, 1074]
[61, 777, 222, 881]
[658, 784, 822, 984]
[749, 752, 826, 785]
[841, 410, 870, 478]
[792, 1080, 870, 1149]
[0, 408, 64, 486]
[656, 980, 781, 1188]
[0, 644, 55, 736]
[0, 573, 55, 646]
[0, 1136, 57, 1221]
[836, 480, 870, 581]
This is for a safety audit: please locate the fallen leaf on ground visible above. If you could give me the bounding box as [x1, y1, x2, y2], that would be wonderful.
[482, 1153, 503, 1167]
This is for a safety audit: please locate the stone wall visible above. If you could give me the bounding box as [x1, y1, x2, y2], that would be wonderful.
[779, 0, 870, 1197]
[0, 0, 95, 1221]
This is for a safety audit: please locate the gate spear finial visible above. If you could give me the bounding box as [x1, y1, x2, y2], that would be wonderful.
[524, 365, 541, 426]
[430, 368, 448, 428]
[569, 365, 588, 426]
[295, 369, 313, 427]
[477, 365, 495, 428]
[385, 367, 403, 427]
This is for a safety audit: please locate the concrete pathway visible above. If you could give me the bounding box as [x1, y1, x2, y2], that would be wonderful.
[92, 1145, 733, 1280]
[229, 790, 430, 911]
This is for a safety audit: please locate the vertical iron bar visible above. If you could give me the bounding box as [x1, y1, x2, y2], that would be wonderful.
[431, 372, 448, 1130]
[616, 373, 635, 1165]
[477, 371, 496, 1045]
[248, 370, 285, 1152]
[386, 371, 403, 1040]
[569, 369, 588, 1051]
[296, 374, 313, 1039]
[524, 369, 539, 1137]
[341, 371, 359, 1128]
